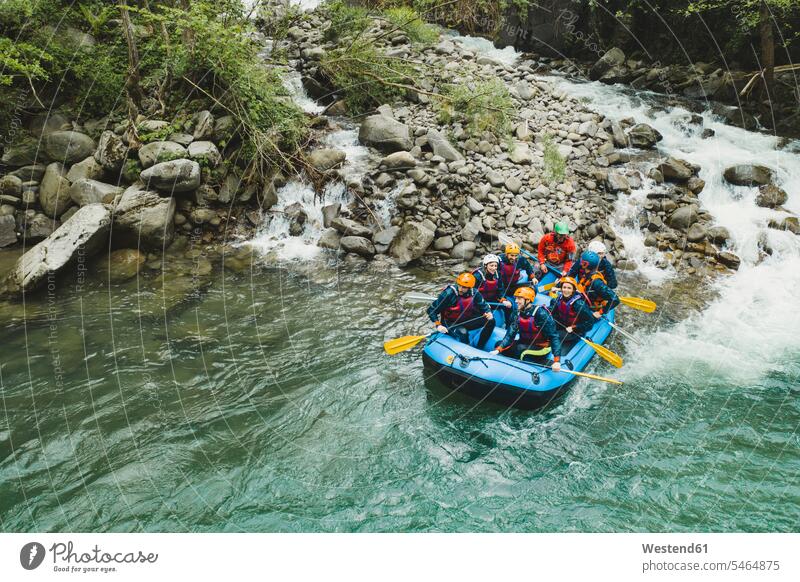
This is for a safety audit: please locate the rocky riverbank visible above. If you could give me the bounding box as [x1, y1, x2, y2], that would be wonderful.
[1, 2, 798, 300]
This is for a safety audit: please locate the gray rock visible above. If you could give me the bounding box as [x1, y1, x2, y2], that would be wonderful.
[187, 141, 222, 168]
[686, 223, 707, 242]
[373, 226, 400, 253]
[707, 225, 731, 245]
[112, 186, 176, 250]
[2, 204, 111, 297]
[769, 215, 800, 235]
[461, 217, 483, 241]
[9, 164, 48, 182]
[381, 151, 415, 169]
[331, 216, 372, 238]
[44, 131, 96, 164]
[756, 183, 788, 208]
[390, 221, 434, 265]
[435, 40, 455, 55]
[606, 172, 631, 192]
[322, 203, 341, 228]
[717, 251, 741, 270]
[138, 141, 188, 168]
[451, 240, 477, 260]
[260, 181, 278, 209]
[723, 164, 772, 186]
[94, 130, 129, 172]
[66, 156, 105, 182]
[0, 214, 17, 247]
[212, 115, 237, 143]
[140, 159, 201, 193]
[358, 115, 412, 153]
[23, 212, 57, 241]
[1, 137, 45, 167]
[0, 175, 23, 198]
[510, 142, 533, 164]
[467, 196, 485, 213]
[216, 174, 240, 204]
[190, 208, 217, 225]
[486, 170, 505, 187]
[29, 111, 71, 136]
[668, 206, 698, 230]
[340, 236, 375, 257]
[427, 129, 463, 162]
[39, 163, 73, 218]
[505, 176, 523, 194]
[69, 179, 123, 206]
[169, 133, 195, 147]
[589, 47, 626, 81]
[318, 227, 341, 250]
[434, 235, 454, 251]
[514, 81, 535, 100]
[193, 110, 215, 140]
[627, 123, 663, 149]
[687, 176, 705, 194]
[658, 157, 693, 182]
[308, 148, 346, 172]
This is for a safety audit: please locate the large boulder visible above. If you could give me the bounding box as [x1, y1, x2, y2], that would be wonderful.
[331, 216, 372, 238]
[308, 148, 346, 172]
[658, 157, 694, 182]
[358, 115, 412, 153]
[39, 162, 73, 218]
[373, 226, 400, 253]
[756, 183, 788, 208]
[112, 186, 176, 250]
[390, 221, 434, 265]
[426, 129, 463, 161]
[589, 47, 626, 81]
[668, 206, 698, 230]
[723, 164, 772, 186]
[340, 236, 375, 257]
[606, 171, 631, 192]
[44, 131, 96, 164]
[381, 151, 415, 169]
[1, 204, 111, 296]
[69, 179, 123, 206]
[707, 225, 731, 245]
[66, 156, 105, 182]
[94, 130, 129, 172]
[317, 227, 341, 250]
[1, 137, 45, 167]
[627, 124, 663, 149]
[140, 159, 201, 193]
[187, 141, 222, 168]
[451, 240, 477, 261]
[138, 141, 187, 168]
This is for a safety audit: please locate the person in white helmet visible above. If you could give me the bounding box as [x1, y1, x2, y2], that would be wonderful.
[568, 240, 618, 289]
[473, 254, 512, 308]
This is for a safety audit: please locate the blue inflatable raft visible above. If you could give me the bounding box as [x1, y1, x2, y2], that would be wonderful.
[422, 272, 615, 409]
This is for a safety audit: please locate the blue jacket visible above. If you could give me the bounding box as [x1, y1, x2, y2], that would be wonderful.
[498, 253, 536, 293]
[427, 285, 491, 325]
[569, 256, 617, 289]
[574, 267, 620, 315]
[549, 292, 597, 337]
[499, 303, 562, 360]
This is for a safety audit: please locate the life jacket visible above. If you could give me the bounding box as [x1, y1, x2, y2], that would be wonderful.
[441, 285, 479, 324]
[473, 268, 500, 302]
[577, 271, 608, 310]
[542, 234, 571, 265]
[499, 258, 522, 289]
[553, 293, 583, 327]
[517, 305, 551, 349]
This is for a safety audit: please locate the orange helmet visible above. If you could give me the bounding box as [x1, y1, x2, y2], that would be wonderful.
[514, 286, 537, 302]
[505, 243, 520, 255]
[456, 272, 476, 288]
[560, 276, 578, 290]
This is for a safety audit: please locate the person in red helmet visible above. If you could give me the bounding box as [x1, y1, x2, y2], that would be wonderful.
[538, 222, 576, 275]
[427, 272, 495, 347]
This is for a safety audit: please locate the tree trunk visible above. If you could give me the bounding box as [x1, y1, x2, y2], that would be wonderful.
[119, 0, 144, 142]
[760, 0, 775, 98]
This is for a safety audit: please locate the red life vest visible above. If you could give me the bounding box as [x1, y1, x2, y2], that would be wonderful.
[554, 293, 583, 327]
[541, 234, 572, 265]
[499, 258, 521, 289]
[577, 271, 608, 310]
[474, 268, 500, 302]
[441, 285, 479, 324]
[517, 306, 550, 348]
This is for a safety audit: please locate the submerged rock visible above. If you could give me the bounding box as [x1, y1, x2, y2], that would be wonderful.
[756, 183, 788, 208]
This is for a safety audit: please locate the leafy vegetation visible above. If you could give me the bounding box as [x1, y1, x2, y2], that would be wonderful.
[383, 6, 438, 44]
[434, 79, 515, 139]
[541, 135, 566, 186]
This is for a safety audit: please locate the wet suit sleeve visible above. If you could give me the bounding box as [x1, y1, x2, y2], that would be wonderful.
[601, 257, 618, 289]
[567, 261, 580, 280]
[427, 287, 455, 324]
[573, 298, 597, 336]
[562, 237, 577, 273]
[537, 234, 548, 265]
[591, 280, 620, 314]
[536, 309, 562, 361]
[472, 291, 492, 314]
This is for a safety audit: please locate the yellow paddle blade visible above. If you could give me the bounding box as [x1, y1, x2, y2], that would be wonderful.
[560, 368, 623, 385]
[384, 334, 428, 355]
[539, 282, 556, 292]
[620, 296, 657, 313]
[581, 337, 624, 368]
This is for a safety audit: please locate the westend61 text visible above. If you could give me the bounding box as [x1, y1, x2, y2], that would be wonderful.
[643, 543, 708, 554]
[49, 542, 159, 565]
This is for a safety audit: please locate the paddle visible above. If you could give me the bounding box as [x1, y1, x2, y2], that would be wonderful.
[602, 317, 641, 344]
[383, 315, 490, 355]
[553, 319, 624, 368]
[537, 364, 623, 385]
[619, 296, 657, 313]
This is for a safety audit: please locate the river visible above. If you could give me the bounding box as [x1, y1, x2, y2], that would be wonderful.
[0, 12, 798, 533]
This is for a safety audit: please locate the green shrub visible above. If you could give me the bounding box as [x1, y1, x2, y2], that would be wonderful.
[542, 135, 566, 185]
[435, 78, 515, 138]
[323, 0, 371, 43]
[383, 6, 438, 44]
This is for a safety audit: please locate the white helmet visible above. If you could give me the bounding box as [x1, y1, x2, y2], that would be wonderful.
[483, 253, 500, 266]
[587, 240, 607, 254]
